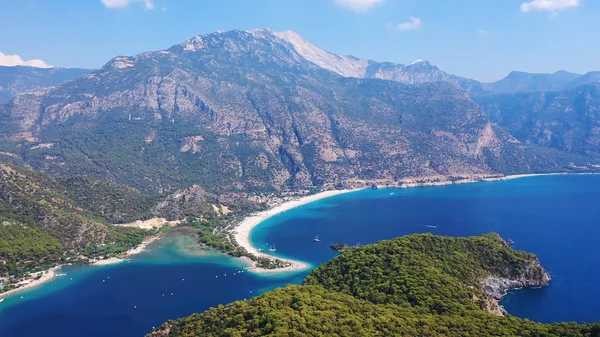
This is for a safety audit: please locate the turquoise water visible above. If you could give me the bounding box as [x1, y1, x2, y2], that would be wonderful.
[1, 175, 599, 336]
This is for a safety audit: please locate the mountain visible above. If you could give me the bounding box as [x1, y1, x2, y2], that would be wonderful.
[275, 30, 486, 92]
[1, 29, 579, 195]
[473, 84, 600, 156]
[569, 71, 600, 87]
[487, 70, 582, 93]
[147, 233, 600, 337]
[0, 66, 91, 103]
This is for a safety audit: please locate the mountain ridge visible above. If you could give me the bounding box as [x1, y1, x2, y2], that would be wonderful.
[0, 28, 597, 195]
[0, 65, 91, 103]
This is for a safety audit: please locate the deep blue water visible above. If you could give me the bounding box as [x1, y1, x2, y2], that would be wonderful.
[250, 175, 600, 323]
[1, 175, 599, 337]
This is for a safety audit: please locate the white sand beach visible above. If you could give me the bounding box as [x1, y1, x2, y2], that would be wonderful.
[233, 189, 359, 273]
[0, 266, 61, 299]
[232, 172, 596, 273]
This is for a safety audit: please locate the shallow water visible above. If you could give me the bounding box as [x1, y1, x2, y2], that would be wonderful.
[1, 175, 599, 337]
[0, 232, 303, 337]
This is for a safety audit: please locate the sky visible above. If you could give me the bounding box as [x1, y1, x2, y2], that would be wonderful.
[0, 0, 598, 82]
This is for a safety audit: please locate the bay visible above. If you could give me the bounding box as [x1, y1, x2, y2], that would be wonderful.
[1, 175, 599, 336]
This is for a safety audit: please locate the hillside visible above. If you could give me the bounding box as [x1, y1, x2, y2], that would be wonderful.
[0, 163, 157, 278]
[0, 66, 90, 103]
[0, 29, 590, 195]
[473, 84, 600, 156]
[148, 233, 600, 337]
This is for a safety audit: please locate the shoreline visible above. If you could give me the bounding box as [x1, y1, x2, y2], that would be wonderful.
[231, 172, 593, 273]
[0, 236, 162, 300]
[0, 266, 61, 300]
[91, 235, 161, 266]
[232, 189, 359, 273]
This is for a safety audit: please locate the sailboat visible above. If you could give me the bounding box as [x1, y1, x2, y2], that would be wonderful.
[313, 235, 321, 243]
[268, 244, 277, 252]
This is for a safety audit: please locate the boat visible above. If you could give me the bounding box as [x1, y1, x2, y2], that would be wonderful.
[0, 298, 4, 303]
[506, 239, 515, 244]
[313, 235, 321, 243]
[268, 245, 277, 252]
[257, 248, 264, 252]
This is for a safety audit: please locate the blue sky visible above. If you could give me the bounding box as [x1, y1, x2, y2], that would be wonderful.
[0, 0, 597, 81]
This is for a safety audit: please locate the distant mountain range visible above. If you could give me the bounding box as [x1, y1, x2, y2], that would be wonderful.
[0, 29, 598, 196]
[0, 66, 91, 103]
[485, 70, 600, 93]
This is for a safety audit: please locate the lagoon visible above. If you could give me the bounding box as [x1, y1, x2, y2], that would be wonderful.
[1, 175, 599, 336]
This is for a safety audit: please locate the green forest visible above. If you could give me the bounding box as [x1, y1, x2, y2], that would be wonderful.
[0, 163, 154, 279]
[148, 233, 600, 337]
[0, 223, 64, 277]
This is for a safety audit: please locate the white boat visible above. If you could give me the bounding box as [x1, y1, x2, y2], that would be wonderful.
[0, 298, 4, 303]
[268, 245, 277, 252]
[313, 235, 321, 243]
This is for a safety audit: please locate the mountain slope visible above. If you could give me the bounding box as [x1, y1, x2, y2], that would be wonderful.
[148, 234, 600, 337]
[0, 66, 90, 103]
[473, 84, 600, 156]
[274, 30, 486, 92]
[0, 29, 568, 194]
[0, 163, 156, 249]
[0, 163, 162, 282]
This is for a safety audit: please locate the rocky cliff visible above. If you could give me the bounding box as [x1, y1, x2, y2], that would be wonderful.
[482, 254, 551, 315]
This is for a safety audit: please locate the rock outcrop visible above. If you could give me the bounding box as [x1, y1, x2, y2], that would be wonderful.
[152, 185, 215, 220]
[482, 255, 551, 315]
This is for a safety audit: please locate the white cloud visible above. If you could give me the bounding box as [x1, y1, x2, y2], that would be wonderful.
[476, 29, 489, 36]
[334, 0, 385, 13]
[520, 0, 580, 13]
[102, 0, 155, 10]
[0, 52, 52, 68]
[396, 17, 422, 31]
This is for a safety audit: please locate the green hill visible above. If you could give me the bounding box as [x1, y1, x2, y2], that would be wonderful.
[0, 163, 157, 279]
[148, 233, 600, 337]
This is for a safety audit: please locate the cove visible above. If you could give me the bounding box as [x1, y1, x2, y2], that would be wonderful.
[1, 175, 599, 337]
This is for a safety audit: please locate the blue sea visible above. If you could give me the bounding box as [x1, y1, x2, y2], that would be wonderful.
[1, 175, 600, 336]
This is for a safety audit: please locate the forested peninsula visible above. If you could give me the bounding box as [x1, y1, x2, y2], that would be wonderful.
[149, 233, 600, 337]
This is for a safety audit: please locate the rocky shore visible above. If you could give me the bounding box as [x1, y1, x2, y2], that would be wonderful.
[482, 257, 551, 315]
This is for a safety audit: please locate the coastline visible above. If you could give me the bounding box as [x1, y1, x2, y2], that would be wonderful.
[233, 189, 359, 273]
[231, 172, 593, 273]
[91, 235, 161, 266]
[1, 172, 591, 297]
[0, 235, 161, 300]
[0, 266, 61, 300]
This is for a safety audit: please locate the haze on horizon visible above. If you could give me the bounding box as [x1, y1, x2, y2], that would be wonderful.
[0, 0, 598, 82]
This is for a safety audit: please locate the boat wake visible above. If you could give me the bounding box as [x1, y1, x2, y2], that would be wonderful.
[413, 224, 438, 229]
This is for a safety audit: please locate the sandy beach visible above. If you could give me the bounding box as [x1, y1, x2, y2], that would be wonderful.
[233, 189, 359, 273]
[0, 266, 61, 300]
[0, 236, 162, 300]
[91, 235, 161, 266]
[231, 172, 597, 273]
